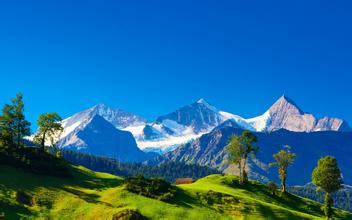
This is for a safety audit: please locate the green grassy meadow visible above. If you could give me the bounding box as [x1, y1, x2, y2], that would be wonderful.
[0, 165, 351, 220]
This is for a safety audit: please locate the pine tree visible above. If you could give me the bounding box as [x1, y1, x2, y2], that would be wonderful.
[0, 104, 15, 148]
[11, 93, 31, 148]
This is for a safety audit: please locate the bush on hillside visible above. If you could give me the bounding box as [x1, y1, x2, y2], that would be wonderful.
[112, 209, 146, 220]
[16, 190, 36, 206]
[196, 190, 240, 206]
[267, 182, 278, 196]
[124, 175, 176, 202]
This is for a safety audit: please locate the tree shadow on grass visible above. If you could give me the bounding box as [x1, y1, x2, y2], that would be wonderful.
[168, 189, 198, 208]
[254, 202, 311, 220]
[224, 180, 325, 218]
[67, 166, 123, 190]
[0, 199, 36, 220]
[59, 186, 101, 204]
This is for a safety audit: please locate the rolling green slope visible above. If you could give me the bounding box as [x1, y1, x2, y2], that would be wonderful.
[0, 165, 351, 220]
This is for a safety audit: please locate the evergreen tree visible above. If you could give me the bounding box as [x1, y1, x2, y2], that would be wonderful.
[34, 113, 63, 151]
[269, 145, 295, 193]
[0, 104, 15, 148]
[11, 93, 31, 148]
[312, 156, 343, 220]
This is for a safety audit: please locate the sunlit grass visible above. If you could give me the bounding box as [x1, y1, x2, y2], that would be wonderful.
[1, 166, 351, 219]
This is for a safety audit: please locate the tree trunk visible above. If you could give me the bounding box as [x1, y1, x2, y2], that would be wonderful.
[243, 156, 248, 183]
[41, 132, 46, 152]
[324, 192, 333, 220]
[238, 162, 242, 184]
[281, 176, 286, 193]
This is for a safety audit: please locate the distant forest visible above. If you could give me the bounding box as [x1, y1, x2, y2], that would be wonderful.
[288, 186, 352, 212]
[62, 150, 220, 182]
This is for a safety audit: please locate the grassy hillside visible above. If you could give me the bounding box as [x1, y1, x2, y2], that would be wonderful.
[1, 165, 351, 220]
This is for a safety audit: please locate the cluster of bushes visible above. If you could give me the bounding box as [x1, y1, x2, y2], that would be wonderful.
[196, 190, 239, 206]
[267, 182, 278, 196]
[112, 209, 146, 220]
[124, 176, 176, 202]
[0, 147, 70, 177]
[16, 190, 36, 206]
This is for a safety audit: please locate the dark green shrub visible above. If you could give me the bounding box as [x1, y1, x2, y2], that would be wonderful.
[124, 176, 176, 202]
[112, 209, 146, 220]
[267, 181, 278, 195]
[198, 190, 239, 206]
[16, 190, 35, 206]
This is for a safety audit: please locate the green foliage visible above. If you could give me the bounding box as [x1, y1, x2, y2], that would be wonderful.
[226, 130, 258, 184]
[33, 112, 63, 151]
[0, 93, 31, 149]
[196, 189, 239, 207]
[0, 146, 70, 177]
[267, 181, 278, 195]
[124, 176, 176, 202]
[269, 145, 295, 193]
[11, 93, 31, 148]
[112, 209, 146, 220]
[312, 156, 343, 219]
[1, 166, 352, 219]
[16, 190, 35, 207]
[0, 104, 15, 148]
[312, 156, 342, 194]
[62, 150, 220, 182]
[288, 185, 352, 212]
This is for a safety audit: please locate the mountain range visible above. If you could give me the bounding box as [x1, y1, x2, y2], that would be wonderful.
[161, 127, 352, 185]
[53, 95, 351, 184]
[57, 95, 350, 152]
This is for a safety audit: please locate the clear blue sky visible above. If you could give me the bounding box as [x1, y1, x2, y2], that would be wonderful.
[0, 0, 351, 129]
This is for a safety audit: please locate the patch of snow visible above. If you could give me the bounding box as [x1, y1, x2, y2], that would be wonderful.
[197, 98, 219, 112]
[246, 110, 271, 132]
[219, 111, 256, 131]
[122, 125, 146, 138]
[161, 119, 187, 135]
[61, 120, 83, 139]
[137, 131, 206, 151]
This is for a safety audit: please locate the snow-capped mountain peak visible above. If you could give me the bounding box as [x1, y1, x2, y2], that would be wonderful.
[194, 98, 219, 112]
[59, 104, 147, 142]
[56, 96, 350, 156]
[269, 95, 304, 116]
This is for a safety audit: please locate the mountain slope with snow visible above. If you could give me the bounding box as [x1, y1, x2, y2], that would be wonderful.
[58, 114, 148, 162]
[57, 96, 350, 155]
[126, 99, 229, 152]
[61, 104, 146, 138]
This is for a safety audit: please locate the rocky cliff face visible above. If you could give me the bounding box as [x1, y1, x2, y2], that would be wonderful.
[155, 98, 223, 133]
[267, 96, 316, 132]
[265, 95, 350, 132]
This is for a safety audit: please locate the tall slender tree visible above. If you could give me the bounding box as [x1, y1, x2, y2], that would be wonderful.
[34, 113, 63, 151]
[0, 104, 15, 148]
[269, 145, 295, 193]
[312, 156, 342, 220]
[227, 130, 258, 184]
[11, 93, 31, 148]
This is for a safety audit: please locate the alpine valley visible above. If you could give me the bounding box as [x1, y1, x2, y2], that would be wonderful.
[54, 95, 352, 186]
